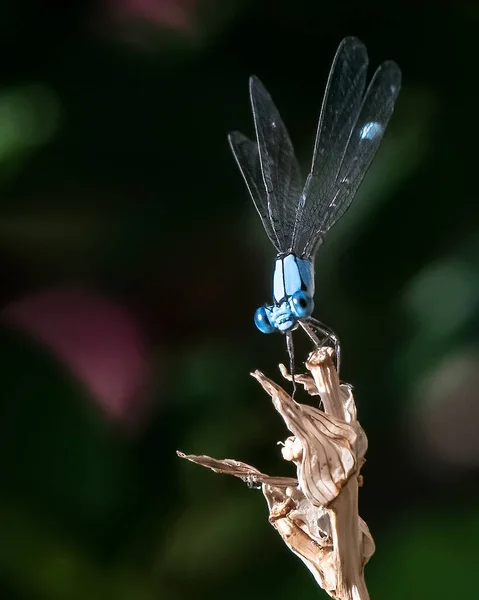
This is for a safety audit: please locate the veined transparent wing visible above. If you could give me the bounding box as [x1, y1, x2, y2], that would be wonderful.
[293, 37, 401, 258]
[229, 76, 303, 253]
[228, 131, 279, 249]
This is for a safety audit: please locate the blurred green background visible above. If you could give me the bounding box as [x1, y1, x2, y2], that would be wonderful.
[0, 0, 477, 598]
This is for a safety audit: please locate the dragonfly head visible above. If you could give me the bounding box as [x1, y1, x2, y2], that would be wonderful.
[289, 290, 314, 319]
[254, 305, 275, 334]
[254, 291, 314, 334]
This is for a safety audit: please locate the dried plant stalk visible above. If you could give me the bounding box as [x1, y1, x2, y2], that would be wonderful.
[178, 347, 373, 600]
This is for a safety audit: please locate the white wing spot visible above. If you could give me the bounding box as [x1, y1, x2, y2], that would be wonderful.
[359, 121, 383, 141]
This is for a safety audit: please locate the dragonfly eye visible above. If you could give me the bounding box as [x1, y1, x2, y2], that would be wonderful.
[254, 306, 275, 334]
[290, 291, 314, 319]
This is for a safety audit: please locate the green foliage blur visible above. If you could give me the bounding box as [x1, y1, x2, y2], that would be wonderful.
[0, 1, 478, 598]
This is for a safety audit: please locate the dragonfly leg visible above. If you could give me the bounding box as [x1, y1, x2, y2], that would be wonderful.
[299, 318, 341, 374]
[285, 331, 297, 398]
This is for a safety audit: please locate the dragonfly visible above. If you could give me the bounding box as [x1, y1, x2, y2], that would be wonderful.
[228, 37, 401, 373]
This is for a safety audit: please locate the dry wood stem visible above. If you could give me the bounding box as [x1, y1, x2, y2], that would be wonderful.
[178, 347, 372, 599]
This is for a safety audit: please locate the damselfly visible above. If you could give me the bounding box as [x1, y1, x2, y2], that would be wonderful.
[229, 37, 401, 372]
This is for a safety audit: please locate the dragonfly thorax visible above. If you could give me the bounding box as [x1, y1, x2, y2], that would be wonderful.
[253, 253, 315, 334]
[273, 253, 315, 303]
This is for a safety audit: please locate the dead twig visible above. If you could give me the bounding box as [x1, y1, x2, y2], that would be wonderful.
[178, 347, 373, 600]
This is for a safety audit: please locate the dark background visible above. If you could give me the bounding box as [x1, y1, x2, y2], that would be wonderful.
[0, 1, 477, 598]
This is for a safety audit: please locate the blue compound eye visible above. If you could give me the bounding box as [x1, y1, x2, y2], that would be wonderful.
[290, 291, 314, 319]
[254, 306, 275, 334]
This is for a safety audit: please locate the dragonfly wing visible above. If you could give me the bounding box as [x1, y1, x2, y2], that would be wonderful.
[249, 75, 303, 253]
[324, 61, 402, 232]
[293, 37, 401, 258]
[228, 131, 280, 250]
[291, 37, 369, 255]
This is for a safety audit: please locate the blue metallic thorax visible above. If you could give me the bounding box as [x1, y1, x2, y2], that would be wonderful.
[264, 253, 315, 332]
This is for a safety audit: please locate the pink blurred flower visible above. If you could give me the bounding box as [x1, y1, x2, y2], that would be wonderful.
[106, 0, 201, 33]
[2, 286, 154, 428]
